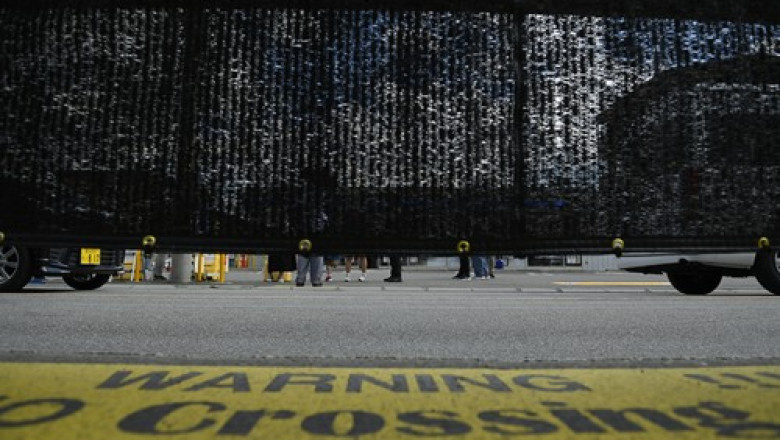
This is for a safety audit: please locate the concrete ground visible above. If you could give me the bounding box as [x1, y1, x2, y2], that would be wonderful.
[131, 265, 770, 294]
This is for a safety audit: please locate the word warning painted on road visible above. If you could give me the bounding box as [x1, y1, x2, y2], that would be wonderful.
[0, 363, 778, 439]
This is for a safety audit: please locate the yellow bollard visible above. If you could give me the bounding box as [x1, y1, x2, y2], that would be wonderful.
[133, 250, 143, 282]
[195, 254, 205, 282]
[218, 254, 226, 283]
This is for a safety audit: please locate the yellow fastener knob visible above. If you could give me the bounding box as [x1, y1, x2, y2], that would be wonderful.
[299, 239, 312, 253]
[457, 240, 471, 253]
[612, 238, 625, 257]
[142, 235, 157, 248]
[758, 237, 771, 249]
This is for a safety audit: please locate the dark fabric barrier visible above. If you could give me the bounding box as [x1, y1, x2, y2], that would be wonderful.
[0, 2, 778, 253]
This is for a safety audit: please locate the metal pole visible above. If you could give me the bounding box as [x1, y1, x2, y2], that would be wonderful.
[169, 253, 193, 284]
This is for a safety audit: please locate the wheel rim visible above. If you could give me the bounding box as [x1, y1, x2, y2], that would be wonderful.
[0, 246, 21, 283]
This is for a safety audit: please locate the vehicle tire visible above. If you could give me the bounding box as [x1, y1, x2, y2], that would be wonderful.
[63, 273, 111, 290]
[0, 245, 33, 292]
[753, 249, 780, 295]
[667, 271, 722, 295]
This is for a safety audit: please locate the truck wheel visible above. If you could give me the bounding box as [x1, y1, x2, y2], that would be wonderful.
[753, 249, 780, 295]
[667, 271, 722, 295]
[0, 245, 33, 292]
[63, 273, 111, 290]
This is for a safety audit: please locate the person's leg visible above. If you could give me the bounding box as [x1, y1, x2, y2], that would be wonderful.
[310, 255, 324, 286]
[295, 255, 309, 286]
[153, 253, 167, 280]
[455, 254, 470, 279]
[479, 256, 489, 278]
[143, 254, 154, 281]
[358, 256, 367, 281]
[391, 256, 402, 278]
[324, 260, 332, 282]
[344, 255, 353, 281]
[385, 256, 402, 282]
[471, 256, 485, 278]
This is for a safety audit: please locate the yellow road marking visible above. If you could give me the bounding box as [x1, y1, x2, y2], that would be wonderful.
[554, 281, 671, 286]
[1, 362, 778, 439]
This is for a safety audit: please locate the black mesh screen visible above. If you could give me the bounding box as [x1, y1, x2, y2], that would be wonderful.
[520, 14, 780, 251]
[1, 2, 779, 253]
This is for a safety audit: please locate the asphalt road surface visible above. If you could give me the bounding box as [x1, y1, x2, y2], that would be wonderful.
[3, 269, 779, 440]
[2, 269, 778, 366]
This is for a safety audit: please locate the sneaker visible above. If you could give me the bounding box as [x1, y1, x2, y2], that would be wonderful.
[358, 275, 366, 282]
[325, 275, 332, 282]
[384, 276, 402, 283]
[344, 276, 351, 282]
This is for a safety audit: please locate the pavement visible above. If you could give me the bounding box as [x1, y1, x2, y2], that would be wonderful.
[7, 268, 778, 440]
[121, 266, 771, 294]
[127, 267, 665, 290]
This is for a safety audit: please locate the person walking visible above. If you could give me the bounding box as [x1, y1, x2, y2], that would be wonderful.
[471, 255, 489, 280]
[384, 255, 402, 282]
[324, 254, 340, 282]
[293, 166, 332, 287]
[296, 252, 324, 287]
[152, 253, 168, 281]
[268, 253, 296, 283]
[453, 254, 471, 280]
[345, 255, 368, 282]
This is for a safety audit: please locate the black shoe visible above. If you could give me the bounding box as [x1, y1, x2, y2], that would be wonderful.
[295, 283, 304, 287]
[384, 276, 402, 283]
[453, 274, 469, 280]
[312, 283, 323, 287]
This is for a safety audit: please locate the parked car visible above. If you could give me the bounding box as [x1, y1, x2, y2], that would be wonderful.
[0, 245, 124, 292]
[618, 250, 780, 295]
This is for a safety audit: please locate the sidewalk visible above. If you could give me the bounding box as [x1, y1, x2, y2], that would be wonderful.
[194, 267, 665, 291]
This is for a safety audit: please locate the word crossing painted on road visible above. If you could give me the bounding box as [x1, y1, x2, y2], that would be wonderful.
[1, 363, 779, 439]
